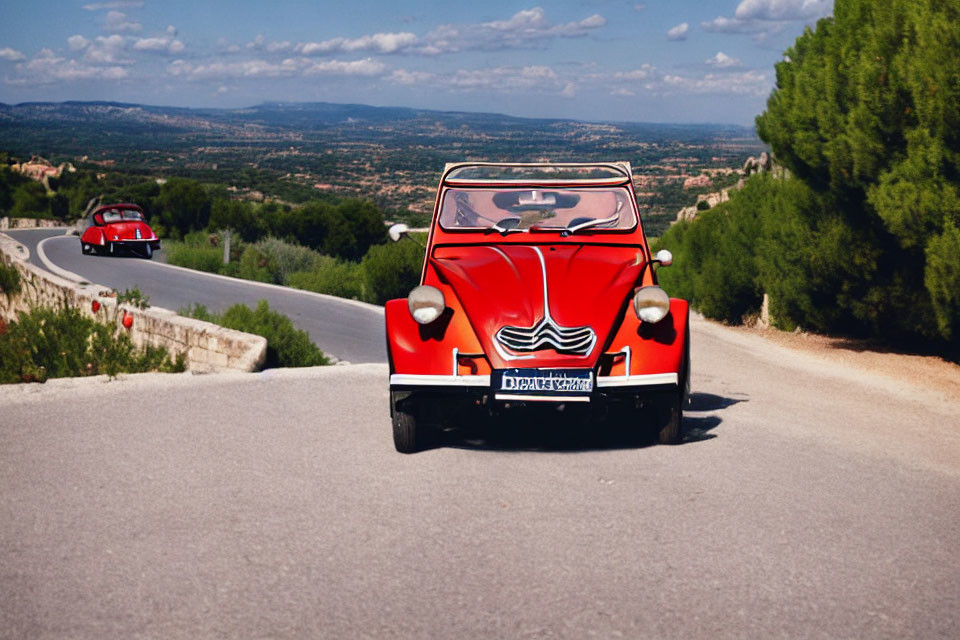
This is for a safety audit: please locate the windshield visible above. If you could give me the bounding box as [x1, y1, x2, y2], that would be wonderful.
[101, 209, 144, 223]
[438, 187, 636, 233]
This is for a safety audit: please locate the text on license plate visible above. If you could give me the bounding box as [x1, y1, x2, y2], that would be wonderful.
[496, 369, 594, 394]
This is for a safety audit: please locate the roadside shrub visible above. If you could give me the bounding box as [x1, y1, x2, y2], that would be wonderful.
[182, 300, 328, 368]
[253, 237, 323, 284]
[287, 256, 364, 300]
[165, 242, 223, 274]
[0, 304, 184, 384]
[361, 239, 424, 305]
[236, 245, 279, 284]
[0, 259, 21, 299]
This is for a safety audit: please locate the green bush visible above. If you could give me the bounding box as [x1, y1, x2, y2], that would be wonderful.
[288, 256, 365, 300]
[0, 304, 185, 384]
[253, 237, 323, 284]
[182, 300, 328, 368]
[236, 245, 279, 283]
[165, 242, 223, 274]
[361, 239, 425, 305]
[0, 259, 21, 299]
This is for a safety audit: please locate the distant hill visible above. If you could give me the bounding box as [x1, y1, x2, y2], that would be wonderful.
[0, 100, 757, 142]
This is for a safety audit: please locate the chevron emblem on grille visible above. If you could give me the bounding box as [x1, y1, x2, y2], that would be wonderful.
[494, 246, 597, 359]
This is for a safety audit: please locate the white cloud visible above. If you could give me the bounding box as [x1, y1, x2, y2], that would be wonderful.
[701, 16, 784, 34]
[666, 23, 689, 41]
[298, 32, 419, 55]
[169, 58, 300, 79]
[704, 0, 830, 39]
[0, 47, 26, 62]
[634, 4, 646, 12]
[167, 57, 386, 81]
[422, 8, 606, 54]
[389, 69, 435, 85]
[133, 36, 185, 55]
[303, 58, 386, 76]
[560, 82, 577, 98]
[166, 26, 178, 36]
[105, 10, 142, 33]
[10, 51, 128, 84]
[662, 70, 769, 96]
[67, 35, 90, 51]
[613, 65, 655, 81]
[706, 52, 742, 68]
[447, 65, 565, 93]
[267, 41, 291, 53]
[735, 0, 832, 20]
[82, 1, 142, 10]
[479, 8, 606, 42]
[85, 35, 131, 64]
[611, 87, 635, 96]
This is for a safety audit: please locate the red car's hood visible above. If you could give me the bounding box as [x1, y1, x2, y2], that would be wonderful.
[431, 244, 646, 368]
[106, 221, 154, 240]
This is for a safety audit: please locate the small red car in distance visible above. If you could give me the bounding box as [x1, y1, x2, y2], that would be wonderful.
[80, 203, 160, 258]
[385, 162, 690, 452]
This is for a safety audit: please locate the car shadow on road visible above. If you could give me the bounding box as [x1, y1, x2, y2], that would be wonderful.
[428, 391, 745, 453]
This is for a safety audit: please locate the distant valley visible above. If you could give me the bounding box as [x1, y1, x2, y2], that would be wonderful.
[0, 101, 765, 235]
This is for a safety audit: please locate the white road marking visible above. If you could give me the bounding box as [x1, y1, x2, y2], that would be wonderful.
[37, 236, 89, 284]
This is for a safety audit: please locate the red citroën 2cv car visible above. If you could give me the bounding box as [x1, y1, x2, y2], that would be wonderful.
[385, 163, 689, 452]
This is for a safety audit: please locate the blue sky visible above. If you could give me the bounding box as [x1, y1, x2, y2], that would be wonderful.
[0, 1, 833, 124]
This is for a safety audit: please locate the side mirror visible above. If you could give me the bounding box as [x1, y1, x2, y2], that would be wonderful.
[388, 223, 409, 243]
[655, 249, 673, 267]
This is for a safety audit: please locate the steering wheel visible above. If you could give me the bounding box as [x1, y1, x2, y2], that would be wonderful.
[497, 217, 522, 230]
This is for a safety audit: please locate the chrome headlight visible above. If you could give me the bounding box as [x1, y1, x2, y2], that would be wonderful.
[408, 285, 445, 325]
[633, 286, 670, 324]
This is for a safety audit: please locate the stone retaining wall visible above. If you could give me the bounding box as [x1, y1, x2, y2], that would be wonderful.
[0, 217, 65, 230]
[0, 233, 267, 373]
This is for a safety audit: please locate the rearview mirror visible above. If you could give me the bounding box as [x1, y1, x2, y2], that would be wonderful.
[655, 249, 673, 266]
[388, 223, 409, 243]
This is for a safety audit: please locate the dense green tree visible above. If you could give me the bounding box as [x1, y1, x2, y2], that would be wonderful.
[10, 181, 49, 218]
[754, 0, 960, 343]
[158, 178, 211, 238]
[209, 199, 265, 242]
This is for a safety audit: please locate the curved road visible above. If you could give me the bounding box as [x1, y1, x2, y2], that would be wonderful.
[2, 230, 960, 638]
[5, 228, 386, 364]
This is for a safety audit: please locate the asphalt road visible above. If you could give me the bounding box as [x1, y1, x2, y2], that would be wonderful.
[1, 316, 958, 639]
[4, 229, 386, 364]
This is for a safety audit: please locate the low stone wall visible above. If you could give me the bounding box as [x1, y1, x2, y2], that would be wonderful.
[0, 233, 267, 373]
[0, 217, 66, 230]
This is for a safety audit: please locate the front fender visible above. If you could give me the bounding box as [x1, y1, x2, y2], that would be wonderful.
[385, 292, 487, 376]
[604, 298, 689, 377]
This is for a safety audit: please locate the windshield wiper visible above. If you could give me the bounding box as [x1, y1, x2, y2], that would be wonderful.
[484, 216, 523, 234]
[563, 201, 623, 235]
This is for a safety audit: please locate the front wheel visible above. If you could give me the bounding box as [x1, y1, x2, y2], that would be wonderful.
[656, 324, 690, 445]
[655, 394, 683, 445]
[143, 243, 153, 259]
[391, 391, 423, 453]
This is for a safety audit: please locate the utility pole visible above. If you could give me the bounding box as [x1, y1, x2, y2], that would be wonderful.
[223, 229, 231, 265]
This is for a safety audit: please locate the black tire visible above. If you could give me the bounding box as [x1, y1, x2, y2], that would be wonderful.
[655, 393, 683, 445]
[143, 243, 153, 259]
[81, 243, 91, 255]
[391, 391, 422, 453]
[656, 323, 690, 445]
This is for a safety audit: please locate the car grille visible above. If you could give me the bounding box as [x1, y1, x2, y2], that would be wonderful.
[496, 318, 596, 355]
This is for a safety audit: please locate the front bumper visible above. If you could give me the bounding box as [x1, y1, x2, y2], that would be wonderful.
[389, 372, 679, 403]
